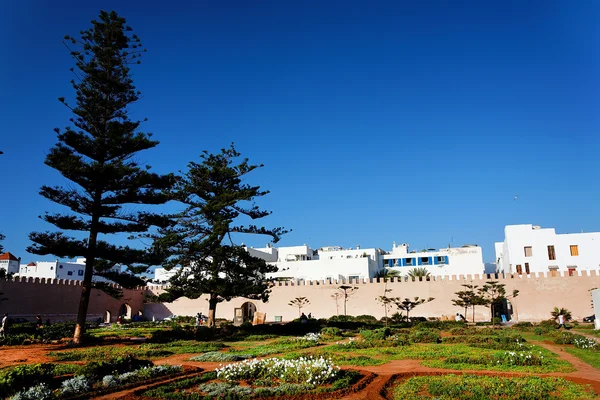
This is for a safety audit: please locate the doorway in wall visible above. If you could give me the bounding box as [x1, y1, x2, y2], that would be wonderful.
[118, 303, 132, 319]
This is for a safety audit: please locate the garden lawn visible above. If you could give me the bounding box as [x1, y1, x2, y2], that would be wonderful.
[320, 343, 574, 373]
[564, 347, 600, 370]
[392, 374, 596, 400]
[49, 341, 225, 361]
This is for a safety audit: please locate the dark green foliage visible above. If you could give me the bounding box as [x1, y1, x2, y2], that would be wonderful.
[149, 326, 195, 343]
[394, 297, 435, 323]
[478, 281, 519, 324]
[0, 363, 65, 397]
[330, 370, 362, 390]
[81, 355, 152, 381]
[512, 322, 534, 330]
[409, 329, 441, 343]
[153, 145, 288, 328]
[354, 315, 378, 323]
[328, 315, 356, 323]
[360, 327, 391, 341]
[28, 10, 174, 343]
[320, 327, 343, 339]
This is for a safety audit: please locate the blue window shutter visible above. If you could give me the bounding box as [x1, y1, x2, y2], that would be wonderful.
[445, 256, 449, 264]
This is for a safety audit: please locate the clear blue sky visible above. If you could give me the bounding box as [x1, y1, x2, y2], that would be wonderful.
[1, 1, 598, 263]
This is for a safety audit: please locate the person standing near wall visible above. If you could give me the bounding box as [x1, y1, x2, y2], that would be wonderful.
[36, 315, 44, 339]
[0, 313, 8, 337]
[557, 313, 566, 329]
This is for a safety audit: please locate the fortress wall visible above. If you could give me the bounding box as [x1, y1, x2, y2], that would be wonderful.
[145, 270, 600, 323]
[0, 277, 145, 322]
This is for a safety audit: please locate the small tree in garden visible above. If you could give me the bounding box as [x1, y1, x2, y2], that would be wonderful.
[394, 297, 434, 322]
[407, 267, 430, 281]
[452, 283, 487, 322]
[337, 285, 358, 316]
[289, 297, 310, 317]
[376, 292, 396, 327]
[478, 281, 519, 325]
[331, 292, 343, 315]
[550, 307, 573, 322]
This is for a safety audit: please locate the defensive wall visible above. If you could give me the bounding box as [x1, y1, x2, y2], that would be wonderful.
[0, 277, 145, 323]
[145, 270, 600, 323]
[1, 271, 598, 324]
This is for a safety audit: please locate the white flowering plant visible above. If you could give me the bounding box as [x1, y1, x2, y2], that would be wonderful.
[216, 356, 340, 386]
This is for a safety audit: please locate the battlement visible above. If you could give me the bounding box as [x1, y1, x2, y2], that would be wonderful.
[4, 276, 136, 289]
[145, 269, 600, 290]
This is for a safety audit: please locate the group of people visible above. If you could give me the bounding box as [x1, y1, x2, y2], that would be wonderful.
[196, 312, 207, 325]
[0, 314, 46, 338]
[300, 312, 312, 322]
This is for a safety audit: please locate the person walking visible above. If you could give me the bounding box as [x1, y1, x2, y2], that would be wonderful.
[0, 313, 8, 338]
[558, 313, 566, 329]
[36, 315, 44, 340]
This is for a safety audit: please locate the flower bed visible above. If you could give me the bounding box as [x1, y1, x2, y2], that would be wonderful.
[140, 357, 371, 399]
[9, 364, 186, 400]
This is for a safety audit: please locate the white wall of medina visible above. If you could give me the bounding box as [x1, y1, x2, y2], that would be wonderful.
[495, 224, 600, 276]
[267, 257, 374, 282]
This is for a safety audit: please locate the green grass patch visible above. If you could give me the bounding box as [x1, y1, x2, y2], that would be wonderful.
[564, 347, 600, 369]
[49, 340, 225, 361]
[227, 338, 321, 357]
[320, 342, 573, 373]
[392, 374, 596, 399]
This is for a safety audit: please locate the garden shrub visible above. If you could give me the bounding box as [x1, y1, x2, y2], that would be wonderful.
[360, 327, 390, 341]
[354, 315, 378, 323]
[81, 355, 152, 381]
[538, 319, 558, 329]
[328, 315, 356, 323]
[194, 326, 214, 341]
[0, 363, 59, 398]
[512, 321, 534, 330]
[60, 375, 91, 397]
[149, 326, 194, 343]
[534, 326, 551, 335]
[320, 327, 342, 338]
[9, 383, 52, 400]
[0, 334, 33, 346]
[243, 334, 278, 341]
[386, 333, 410, 346]
[409, 329, 441, 343]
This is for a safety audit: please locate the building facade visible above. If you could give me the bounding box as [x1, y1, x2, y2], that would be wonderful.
[18, 257, 119, 282]
[495, 224, 600, 276]
[0, 252, 20, 275]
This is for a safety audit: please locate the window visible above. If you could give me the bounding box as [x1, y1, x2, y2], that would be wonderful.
[421, 257, 430, 265]
[436, 256, 447, 264]
[405, 258, 414, 266]
[59, 264, 63, 269]
[78, 270, 84, 276]
[524, 246, 532, 257]
[570, 245, 579, 256]
[547, 246, 556, 260]
[50, 266, 53, 270]
[516, 264, 523, 275]
[525, 263, 530, 274]
[67, 271, 73, 276]
[568, 267, 576, 277]
[550, 270, 557, 277]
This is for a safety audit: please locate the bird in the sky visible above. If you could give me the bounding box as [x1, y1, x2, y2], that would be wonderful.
[514, 195, 518, 201]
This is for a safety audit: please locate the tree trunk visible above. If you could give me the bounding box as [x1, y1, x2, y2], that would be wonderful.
[73, 212, 99, 345]
[343, 295, 347, 316]
[207, 294, 218, 329]
[472, 305, 476, 323]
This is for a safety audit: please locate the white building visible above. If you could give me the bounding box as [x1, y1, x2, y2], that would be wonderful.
[247, 242, 484, 281]
[0, 252, 20, 275]
[383, 242, 485, 278]
[18, 257, 119, 282]
[495, 224, 600, 276]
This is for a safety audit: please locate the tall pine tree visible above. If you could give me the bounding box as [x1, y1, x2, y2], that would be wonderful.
[28, 11, 174, 344]
[153, 145, 288, 328]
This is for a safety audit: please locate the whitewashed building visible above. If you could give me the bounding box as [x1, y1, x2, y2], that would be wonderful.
[18, 258, 119, 282]
[0, 252, 20, 275]
[245, 242, 484, 281]
[495, 224, 600, 276]
[383, 243, 485, 278]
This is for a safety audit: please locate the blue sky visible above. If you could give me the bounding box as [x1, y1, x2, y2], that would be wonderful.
[0, 1, 598, 263]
